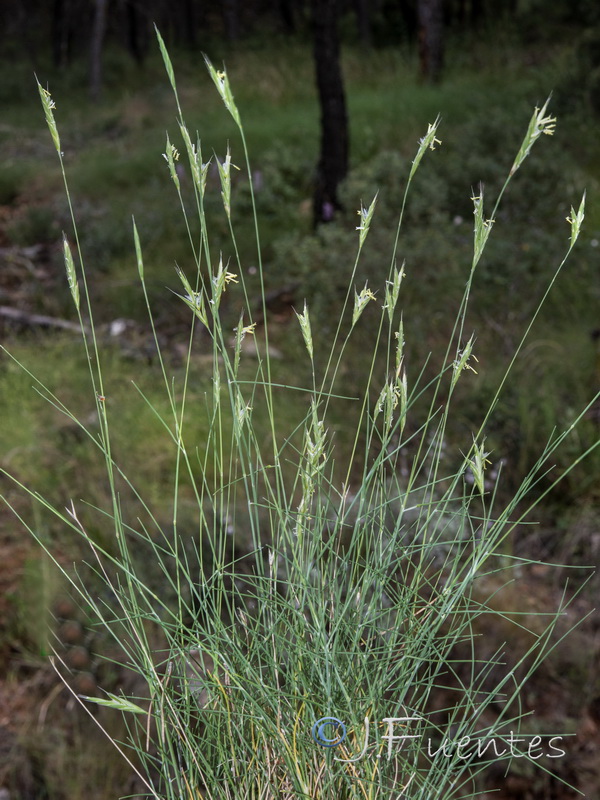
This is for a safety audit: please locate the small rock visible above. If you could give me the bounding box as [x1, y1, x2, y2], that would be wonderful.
[73, 672, 97, 696]
[66, 645, 91, 671]
[53, 597, 77, 619]
[58, 620, 84, 645]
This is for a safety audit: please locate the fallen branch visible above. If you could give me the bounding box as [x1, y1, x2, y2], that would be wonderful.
[0, 305, 86, 333]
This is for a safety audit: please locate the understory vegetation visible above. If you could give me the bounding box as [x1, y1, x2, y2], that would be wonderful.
[1, 24, 600, 800]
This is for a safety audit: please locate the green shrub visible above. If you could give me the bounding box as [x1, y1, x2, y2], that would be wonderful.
[0, 161, 27, 205]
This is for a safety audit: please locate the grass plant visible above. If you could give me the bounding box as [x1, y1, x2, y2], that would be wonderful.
[2, 34, 598, 800]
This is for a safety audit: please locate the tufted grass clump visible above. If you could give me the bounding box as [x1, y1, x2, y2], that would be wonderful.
[2, 32, 597, 800]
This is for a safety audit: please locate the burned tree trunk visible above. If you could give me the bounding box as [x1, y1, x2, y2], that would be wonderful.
[311, 0, 349, 226]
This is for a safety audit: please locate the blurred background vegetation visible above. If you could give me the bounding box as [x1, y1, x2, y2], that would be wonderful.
[1, 1, 600, 798]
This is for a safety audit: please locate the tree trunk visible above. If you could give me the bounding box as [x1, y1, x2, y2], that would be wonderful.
[125, 0, 149, 64]
[354, 0, 371, 47]
[183, 0, 198, 49]
[90, 0, 109, 99]
[16, 0, 38, 69]
[52, 0, 71, 67]
[398, 0, 418, 38]
[278, 0, 296, 33]
[223, 0, 238, 41]
[169, 0, 198, 49]
[311, 0, 349, 226]
[417, 0, 445, 83]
